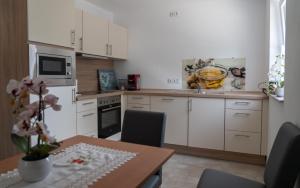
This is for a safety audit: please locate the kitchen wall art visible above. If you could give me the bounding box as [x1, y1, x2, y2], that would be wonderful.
[182, 58, 246, 90]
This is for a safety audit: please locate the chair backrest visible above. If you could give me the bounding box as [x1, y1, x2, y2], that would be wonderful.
[264, 122, 300, 188]
[121, 110, 166, 147]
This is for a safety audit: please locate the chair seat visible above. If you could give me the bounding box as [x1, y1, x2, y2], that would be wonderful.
[197, 169, 265, 188]
[141, 175, 161, 188]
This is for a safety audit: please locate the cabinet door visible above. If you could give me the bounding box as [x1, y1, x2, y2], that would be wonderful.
[83, 11, 109, 56]
[77, 109, 98, 135]
[28, 0, 75, 48]
[127, 95, 150, 105]
[225, 131, 261, 155]
[189, 98, 225, 150]
[109, 23, 128, 59]
[127, 104, 150, 111]
[151, 97, 189, 146]
[30, 86, 77, 141]
[75, 9, 83, 52]
[77, 99, 97, 113]
[225, 109, 261, 133]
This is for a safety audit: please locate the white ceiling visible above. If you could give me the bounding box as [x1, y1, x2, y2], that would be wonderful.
[85, 0, 166, 12]
[86, 0, 131, 11]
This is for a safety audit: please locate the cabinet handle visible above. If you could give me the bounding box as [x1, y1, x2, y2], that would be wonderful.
[132, 97, 143, 100]
[161, 98, 175, 101]
[131, 106, 144, 109]
[188, 99, 192, 112]
[106, 44, 109, 55]
[82, 113, 95, 118]
[234, 134, 251, 138]
[80, 37, 83, 51]
[71, 30, 75, 46]
[234, 113, 250, 118]
[82, 102, 95, 106]
[110, 45, 113, 56]
[235, 102, 250, 105]
[102, 106, 121, 112]
[72, 88, 76, 104]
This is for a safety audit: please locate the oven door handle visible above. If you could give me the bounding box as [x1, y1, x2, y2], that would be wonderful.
[101, 106, 121, 112]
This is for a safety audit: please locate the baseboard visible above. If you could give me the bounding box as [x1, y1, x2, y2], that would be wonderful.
[163, 144, 266, 166]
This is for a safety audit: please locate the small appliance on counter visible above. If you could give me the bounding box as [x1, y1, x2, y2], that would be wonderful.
[127, 74, 141, 91]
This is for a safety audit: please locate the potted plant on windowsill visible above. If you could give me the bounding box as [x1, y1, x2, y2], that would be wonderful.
[276, 80, 285, 97]
[269, 55, 285, 98]
[6, 77, 61, 182]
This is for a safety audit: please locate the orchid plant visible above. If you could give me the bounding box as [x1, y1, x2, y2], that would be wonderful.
[269, 55, 285, 88]
[6, 77, 61, 161]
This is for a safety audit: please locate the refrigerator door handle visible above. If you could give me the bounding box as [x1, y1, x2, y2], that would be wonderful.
[72, 88, 76, 103]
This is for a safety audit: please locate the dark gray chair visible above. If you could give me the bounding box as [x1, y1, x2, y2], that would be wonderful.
[121, 110, 166, 188]
[197, 122, 300, 188]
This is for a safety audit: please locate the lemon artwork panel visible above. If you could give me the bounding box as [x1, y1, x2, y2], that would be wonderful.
[182, 58, 246, 91]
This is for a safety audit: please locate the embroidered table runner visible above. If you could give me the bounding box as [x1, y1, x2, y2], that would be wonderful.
[0, 143, 137, 188]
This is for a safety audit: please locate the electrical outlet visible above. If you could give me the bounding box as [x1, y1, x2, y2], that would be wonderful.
[167, 78, 180, 85]
[169, 11, 178, 17]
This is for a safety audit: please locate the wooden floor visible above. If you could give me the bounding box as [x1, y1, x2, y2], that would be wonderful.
[162, 154, 265, 188]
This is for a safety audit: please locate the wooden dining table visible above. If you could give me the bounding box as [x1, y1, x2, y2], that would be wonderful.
[0, 135, 175, 188]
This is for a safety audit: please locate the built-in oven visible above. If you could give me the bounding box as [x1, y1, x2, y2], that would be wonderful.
[29, 44, 75, 86]
[98, 96, 121, 138]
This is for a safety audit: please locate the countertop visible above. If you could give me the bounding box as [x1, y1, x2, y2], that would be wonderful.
[76, 89, 268, 101]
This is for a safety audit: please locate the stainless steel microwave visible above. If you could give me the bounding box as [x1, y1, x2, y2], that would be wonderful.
[29, 44, 76, 86]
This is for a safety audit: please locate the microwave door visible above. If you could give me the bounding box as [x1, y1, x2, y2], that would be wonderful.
[37, 54, 67, 79]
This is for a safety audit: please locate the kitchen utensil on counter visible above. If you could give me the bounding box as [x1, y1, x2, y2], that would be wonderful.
[117, 79, 128, 90]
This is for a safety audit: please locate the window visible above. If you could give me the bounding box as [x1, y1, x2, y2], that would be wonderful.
[280, 0, 286, 46]
[268, 0, 286, 97]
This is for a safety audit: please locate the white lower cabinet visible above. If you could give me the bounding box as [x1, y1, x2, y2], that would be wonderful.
[225, 109, 261, 133]
[127, 104, 150, 111]
[77, 109, 97, 136]
[225, 131, 261, 155]
[127, 95, 150, 111]
[76, 99, 98, 137]
[151, 96, 189, 146]
[225, 99, 263, 155]
[188, 98, 225, 150]
[123, 95, 266, 156]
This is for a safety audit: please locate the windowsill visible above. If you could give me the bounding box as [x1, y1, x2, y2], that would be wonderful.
[270, 94, 284, 102]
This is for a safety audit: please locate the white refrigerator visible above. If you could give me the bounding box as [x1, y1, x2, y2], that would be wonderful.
[30, 86, 77, 142]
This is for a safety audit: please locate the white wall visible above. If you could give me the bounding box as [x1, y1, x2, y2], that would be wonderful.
[266, 0, 300, 170]
[266, 0, 286, 155]
[75, 0, 114, 22]
[285, 2, 300, 186]
[284, 0, 300, 126]
[111, 0, 267, 90]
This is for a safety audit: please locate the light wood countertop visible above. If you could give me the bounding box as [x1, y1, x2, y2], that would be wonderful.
[76, 89, 268, 101]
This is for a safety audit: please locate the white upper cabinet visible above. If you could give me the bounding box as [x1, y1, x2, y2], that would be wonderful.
[82, 11, 109, 56]
[188, 98, 225, 150]
[151, 96, 189, 146]
[75, 10, 128, 59]
[27, 0, 75, 48]
[108, 23, 128, 59]
[75, 9, 83, 52]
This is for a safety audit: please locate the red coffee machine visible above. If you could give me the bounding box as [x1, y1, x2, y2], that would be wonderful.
[127, 74, 141, 91]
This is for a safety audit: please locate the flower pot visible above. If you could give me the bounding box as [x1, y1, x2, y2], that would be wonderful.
[276, 87, 285, 97]
[18, 155, 52, 182]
